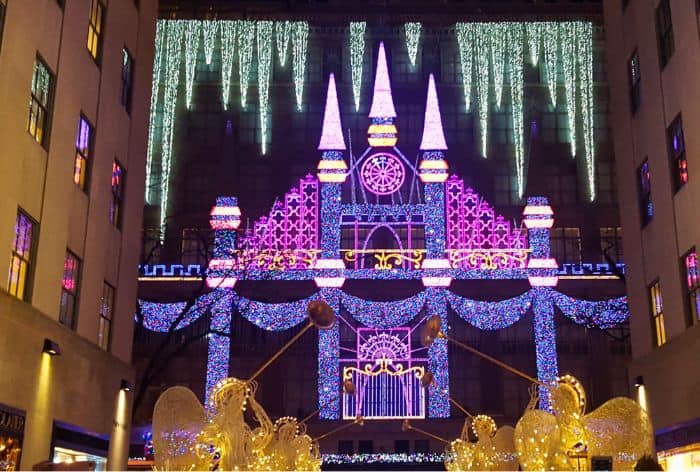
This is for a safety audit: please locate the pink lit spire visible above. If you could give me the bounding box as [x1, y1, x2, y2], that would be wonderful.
[318, 73, 347, 151]
[419, 74, 448, 151]
[368, 42, 397, 119]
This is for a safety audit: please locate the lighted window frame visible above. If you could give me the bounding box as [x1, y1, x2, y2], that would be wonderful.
[7, 210, 37, 301]
[649, 280, 666, 347]
[628, 49, 641, 114]
[27, 57, 54, 147]
[109, 160, 125, 228]
[667, 114, 687, 191]
[683, 248, 700, 324]
[87, 0, 105, 61]
[550, 227, 582, 264]
[98, 282, 114, 351]
[120, 48, 134, 113]
[74, 115, 94, 191]
[655, 0, 675, 68]
[59, 251, 81, 329]
[638, 159, 653, 226]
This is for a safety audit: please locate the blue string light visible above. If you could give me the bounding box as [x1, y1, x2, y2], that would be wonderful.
[446, 290, 531, 330]
[340, 291, 426, 328]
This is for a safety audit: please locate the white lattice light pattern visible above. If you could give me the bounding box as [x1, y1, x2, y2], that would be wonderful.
[220, 21, 237, 110]
[456, 23, 473, 112]
[202, 20, 218, 65]
[238, 20, 255, 109]
[145, 20, 165, 205]
[350, 21, 366, 112]
[276, 21, 292, 67]
[292, 21, 309, 111]
[404, 22, 421, 68]
[257, 21, 273, 154]
[184, 20, 201, 110]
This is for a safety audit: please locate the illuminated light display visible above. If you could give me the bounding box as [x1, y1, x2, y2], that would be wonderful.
[507, 22, 526, 198]
[184, 20, 201, 110]
[237, 20, 255, 109]
[577, 21, 596, 201]
[552, 291, 629, 329]
[491, 23, 506, 109]
[419, 74, 448, 151]
[528, 275, 559, 287]
[368, 42, 397, 119]
[257, 21, 274, 155]
[447, 290, 531, 330]
[560, 21, 577, 158]
[474, 23, 490, 158]
[322, 453, 445, 465]
[202, 20, 218, 65]
[527, 258, 558, 269]
[319, 288, 341, 418]
[532, 287, 557, 410]
[292, 21, 309, 110]
[206, 277, 237, 288]
[349, 21, 366, 112]
[341, 292, 426, 328]
[456, 23, 473, 111]
[205, 291, 234, 396]
[360, 153, 405, 195]
[219, 21, 237, 110]
[318, 74, 346, 150]
[419, 160, 448, 170]
[542, 22, 559, 107]
[275, 20, 292, 67]
[235, 293, 316, 330]
[145, 20, 165, 205]
[404, 22, 421, 68]
[526, 22, 542, 66]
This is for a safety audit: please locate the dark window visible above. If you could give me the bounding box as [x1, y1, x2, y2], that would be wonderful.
[109, 160, 125, 228]
[120, 48, 134, 113]
[8, 210, 37, 301]
[683, 249, 700, 324]
[550, 227, 582, 264]
[27, 57, 54, 147]
[337, 440, 353, 454]
[142, 228, 162, 264]
[74, 115, 94, 191]
[395, 440, 410, 454]
[98, 282, 114, 350]
[181, 228, 213, 266]
[649, 280, 666, 347]
[0, 2, 7, 52]
[357, 440, 373, 454]
[600, 227, 624, 263]
[623, 0, 630, 9]
[628, 50, 641, 113]
[59, 251, 81, 329]
[656, 0, 674, 67]
[638, 159, 653, 226]
[414, 439, 429, 453]
[668, 114, 687, 190]
[87, 0, 105, 61]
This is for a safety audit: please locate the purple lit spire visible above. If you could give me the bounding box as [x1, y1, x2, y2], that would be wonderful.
[419, 74, 448, 151]
[368, 42, 397, 119]
[318, 73, 347, 151]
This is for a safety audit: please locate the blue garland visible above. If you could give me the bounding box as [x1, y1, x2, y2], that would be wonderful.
[446, 290, 531, 330]
[340, 291, 427, 328]
[235, 293, 317, 331]
[552, 290, 629, 328]
[138, 291, 217, 332]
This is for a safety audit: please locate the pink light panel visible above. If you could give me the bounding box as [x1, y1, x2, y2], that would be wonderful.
[368, 42, 397, 119]
[318, 73, 347, 150]
[419, 74, 447, 151]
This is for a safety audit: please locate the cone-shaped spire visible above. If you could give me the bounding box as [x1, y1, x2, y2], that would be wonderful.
[368, 42, 397, 118]
[318, 73, 346, 150]
[419, 74, 448, 151]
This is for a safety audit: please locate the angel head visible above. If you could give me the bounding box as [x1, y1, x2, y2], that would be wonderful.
[471, 415, 498, 440]
[551, 375, 586, 418]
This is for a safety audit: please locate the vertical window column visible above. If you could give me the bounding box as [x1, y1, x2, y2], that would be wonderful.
[684, 249, 700, 324]
[74, 115, 94, 191]
[87, 0, 105, 61]
[638, 159, 653, 226]
[109, 160, 125, 227]
[7, 210, 37, 301]
[628, 50, 641, 113]
[59, 251, 81, 328]
[27, 58, 54, 147]
[668, 114, 687, 190]
[649, 281, 666, 347]
[98, 282, 114, 350]
[655, 0, 675, 68]
[120, 48, 134, 113]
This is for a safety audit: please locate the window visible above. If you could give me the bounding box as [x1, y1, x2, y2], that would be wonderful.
[357, 440, 373, 454]
[684, 249, 700, 324]
[181, 228, 213, 266]
[87, 0, 105, 61]
[120, 48, 134, 113]
[0, 1, 7, 52]
[414, 439, 429, 453]
[649, 281, 666, 347]
[628, 50, 641, 113]
[667, 114, 687, 190]
[27, 57, 54, 147]
[7, 210, 37, 301]
[98, 282, 114, 350]
[109, 160, 125, 227]
[337, 440, 353, 454]
[600, 227, 623, 263]
[656, 0, 674, 67]
[638, 159, 653, 226]
[59, 251, 81, 329]
[74, 115, 94, 190]
[494, 175, 521, 206]
[550, 227, 582, 264]
[395, 440, 410, 454]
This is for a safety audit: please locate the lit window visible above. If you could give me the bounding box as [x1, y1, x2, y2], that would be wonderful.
[628, 49, 641, 113]
[7, 210, 37, 301]
[638, 159, 653, 226]
[656, 0, 675, 68]
[684, 249, 700, 324]
[0, 1, 7, 53]
[109, 160, 125, 227]
[649, 281, 666, 347]
[87, 0, 105, 61]
[667, 114, 687, 190]
[550, 228, 582, 264]
[59, 251, 81, 329]
[120, 48, 134, 113]
[74, 115, 93, 190]
[600, 227, 623, 263]
[98, 282, 114, 350]
[27, 57, 54, 147]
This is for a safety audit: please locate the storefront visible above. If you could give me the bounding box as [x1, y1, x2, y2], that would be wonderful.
[49, 423, 109, 471]
[0, 404, 25, 472]
[656, 417, 700, 471]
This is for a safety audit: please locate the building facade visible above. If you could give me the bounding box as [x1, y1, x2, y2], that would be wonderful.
[604, 0, 700, 468]
[134, 0, 632, 463]
[0, 0, 156, 469]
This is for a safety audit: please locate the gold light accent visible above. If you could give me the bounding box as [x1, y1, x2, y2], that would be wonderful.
[233, 249, 319, 270]
[343, 356, 425, 381]
[342, 249, 426, 270]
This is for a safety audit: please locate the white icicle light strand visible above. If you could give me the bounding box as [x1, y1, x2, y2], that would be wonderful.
[202, 20, 218, 66]
[543, 22, 559, 107]
[238, 20, 255, 109]
[220, 21, 237, 110]
[184, 20, 201, 110]
[456, 23, 473, 112]
[276, 21, 292, 67]
[350, 21, 366, 112]
[404, 22, 421, 68]
[560, 21, 578, 158]
[145, 20, 165, 204]
[292, 21, 309, 111]
[577, 21, 595, 201]
[526, 22, 542, 66]
[474, 23, 490, 158]
[257, 21, 273, 155]
[507, 23, 525, 198]
[491, 22, 506, 109]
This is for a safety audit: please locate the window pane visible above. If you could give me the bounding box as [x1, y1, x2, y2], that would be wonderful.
[59, 251, 81, 329]
[8, 211, 36, 300]
[110, 161, 124, 226]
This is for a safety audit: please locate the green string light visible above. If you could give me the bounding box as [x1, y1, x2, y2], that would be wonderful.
[276, 21, 292, 67]
[543, 22, 559, 107]
[292, 21, 309, 111]
[184, 20, 201, 110]
[526, 22, 542, 66]
[202, 20, 218, 66]
[560, 22, 577, 158]
[257, 21, 273, 154]
[238, 20, 255, 109]
[456, 23, 473, 112]
[577, 22, 595, 201]
[474, 23, 490, 158]
[220, 21, 237, 110]
[145, 20, 165, 204]
[350, 21, 366, 112]
[404, 22, 421, 69]
[507, 23, 525, 198]
[491, 22, 506, 109]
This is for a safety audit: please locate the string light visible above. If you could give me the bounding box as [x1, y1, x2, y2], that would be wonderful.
[456, 23, 473, 111]
[350, 21, 366, 112]
[322, 453, 445, 465]
[560, 21, 578, 158]
[491, 22, 506, 109]
[319, 289, 340, 419]
[238, 20, 255, 109]
[507, 22, 526, 198]
[340, 291, 426, 328]
[292, 21, 309, 111]
[220, 21, 237, 110]
[404, 22, 421, 69]
[206, 291, 234, 397]
[577, 21, 596, 201]
[202, 20, 218, 65]
[235, 292, 314, 331]
[447, 288, 531, 330]
[257, 21, 273, 154]
[145, 20, 165, 205]
[159, 20, 185, 240]
[184, 20, 201, 110]
[275, 21, 292, 67]
[542, 22, 558, 107]
[474, 23, 490, 158]
[526, 22, 542, 66]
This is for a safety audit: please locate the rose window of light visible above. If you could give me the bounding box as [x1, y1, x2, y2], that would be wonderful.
[360, 153, 406, 195]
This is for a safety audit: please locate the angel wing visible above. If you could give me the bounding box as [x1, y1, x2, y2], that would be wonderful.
[492, 425, 518, 470]
[152, 386, 207, 470]
[584, 397, 654, 470]
[514, 409, 558, 471]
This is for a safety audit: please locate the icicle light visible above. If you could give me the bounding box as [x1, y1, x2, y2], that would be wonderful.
[276, 21, 292, 67]
[542, 22, 559, 107]
[474, 23, 490, 158]
[238, 20, 255, 109]
[526, 22, 542, 66]
[184, 20, 201, 110]
[491, 23, 506, 109]
[456, 23, 473, 112]
[404, 22, 421, 69]
[560, 22, 578, 158]
[577, 22, 595, 201]
[507, 23, 525, 198]
[145, 20, 165, 204]
[220, 21, 237, 110]
[257, 21, 273, 155]
[202, 20, 218, 66]
[350, 21, 366, 112]
[292, 21, 309, 111]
